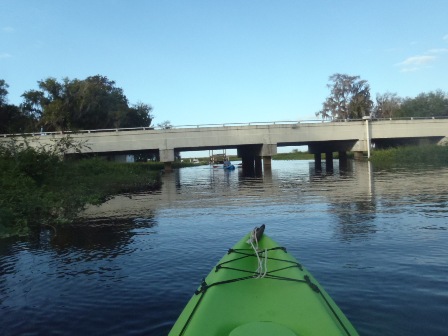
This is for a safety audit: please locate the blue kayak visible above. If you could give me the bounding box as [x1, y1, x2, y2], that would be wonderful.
[223, 164, 235, 170]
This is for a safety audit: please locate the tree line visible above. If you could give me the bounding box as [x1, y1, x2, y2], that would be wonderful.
[316, 73, 448, 120]
[0, 75, 154, 134]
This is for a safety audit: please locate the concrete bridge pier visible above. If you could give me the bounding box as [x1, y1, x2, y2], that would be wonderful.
[261, 144, 276, 172]
[240, 153, 256, 174]
[314, 153, 322, 172]
[354, 151, 364, 160]
[254, 156, 263, 175]
[237, 144, 277, 175]
[159, 149, 175, 172]
[312, 151, 334, 173]
[325, 152, 334, 172]
[262, 156, 272, 174]
[339, 151, 348, 171]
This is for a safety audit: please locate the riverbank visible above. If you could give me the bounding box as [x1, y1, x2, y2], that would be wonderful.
[0, 154, 165, 238]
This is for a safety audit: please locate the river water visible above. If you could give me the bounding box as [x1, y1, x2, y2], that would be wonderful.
[1, 160, 447, 335]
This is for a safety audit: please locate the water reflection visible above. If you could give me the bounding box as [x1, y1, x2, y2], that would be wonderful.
[53, 216, 157, 252]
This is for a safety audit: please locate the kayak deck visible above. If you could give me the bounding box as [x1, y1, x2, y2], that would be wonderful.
[169, 229, 359, 336]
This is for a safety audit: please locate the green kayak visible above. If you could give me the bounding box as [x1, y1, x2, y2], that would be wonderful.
[169, 225, 359, 336]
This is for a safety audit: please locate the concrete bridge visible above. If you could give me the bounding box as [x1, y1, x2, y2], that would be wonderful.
[1, 118, 447, 172]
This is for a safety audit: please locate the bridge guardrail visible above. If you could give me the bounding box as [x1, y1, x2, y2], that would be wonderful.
[1, 117, 447, 138]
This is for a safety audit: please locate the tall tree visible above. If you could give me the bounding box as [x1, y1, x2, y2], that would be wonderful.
[316, 74, 373, 120]
[21, 75, 153, 131]
[373, 92, 402, 119]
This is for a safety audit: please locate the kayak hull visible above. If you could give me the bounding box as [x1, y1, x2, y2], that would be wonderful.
[169, 231, 359, 336]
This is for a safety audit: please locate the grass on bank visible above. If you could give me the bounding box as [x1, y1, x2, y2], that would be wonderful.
[370, 144, 448, 167]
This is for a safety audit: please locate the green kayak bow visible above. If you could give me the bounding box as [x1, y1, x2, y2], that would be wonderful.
[169, 225, 359, 336]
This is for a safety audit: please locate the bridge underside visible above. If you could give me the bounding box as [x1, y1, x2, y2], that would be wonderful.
[65, 135, 447, 173]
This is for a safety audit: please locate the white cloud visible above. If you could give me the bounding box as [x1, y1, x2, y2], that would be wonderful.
[428, 48, 448, 54]
[444, 34, 448, 41]
[400, 67, 419, 73]
[398, 55, 436, 66]
[0, 52, 12, 59]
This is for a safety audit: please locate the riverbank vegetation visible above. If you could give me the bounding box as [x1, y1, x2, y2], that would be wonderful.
[370, 144, 448, 167]
[0, 138, 162, 239]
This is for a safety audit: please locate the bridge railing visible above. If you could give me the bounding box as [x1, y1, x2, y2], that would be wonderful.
[0, 120, 318, 137]
[1, 117, 447, 138]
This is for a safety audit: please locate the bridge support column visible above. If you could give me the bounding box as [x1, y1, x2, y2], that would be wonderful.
[254, 156, 262, 175]
[241, 155, 255, 174]
[354, 151, 364, 160]
[261, 144, 276, 172]
[164, 162, 172, 172]
[159, 149, 175, 172]
[238, 145, 264, 176]
[325, 152, 334, 172]
[338, 151, 348, 171]
[314, 153, 322, 172]
[263, 156, 272, 167]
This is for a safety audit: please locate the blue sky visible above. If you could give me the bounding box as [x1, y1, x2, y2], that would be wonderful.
[1, 0, 448, 128]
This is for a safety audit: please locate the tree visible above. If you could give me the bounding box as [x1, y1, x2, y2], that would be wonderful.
[373, 92, 402, 119]
[396, 90, 448, 118]
[157, 120, 173, 129]
[120, 102, 153, 128]
[0, 80, 36, 133]
[316, 74, 373, 120]
[0, 79, 8, 106]
[21, 75, 153, 131]
[21, 77, 70, 131]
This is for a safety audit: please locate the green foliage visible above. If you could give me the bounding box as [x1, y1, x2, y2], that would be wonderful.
[370, 144, 448, 168]
[20, 75, 154, 132]
[0, 79, 8, 105]
[0, 138, 161, 239]
[0, 80, 36, 133]
[396, 90, 448, 118]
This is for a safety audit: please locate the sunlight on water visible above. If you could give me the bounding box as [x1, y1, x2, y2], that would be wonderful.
[1, 160, 448, 335]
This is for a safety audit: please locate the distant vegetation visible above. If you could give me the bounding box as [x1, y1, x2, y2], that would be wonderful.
[272, 151, 314, 160]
